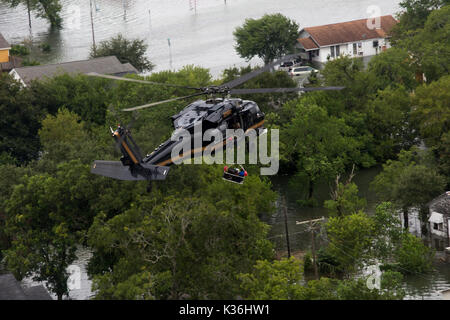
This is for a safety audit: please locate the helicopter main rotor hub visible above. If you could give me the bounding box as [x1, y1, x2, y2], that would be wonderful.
[201, 86, 230, 95]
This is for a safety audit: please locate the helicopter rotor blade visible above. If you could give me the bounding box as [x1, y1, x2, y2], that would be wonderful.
[86, 72, 202, 90]
[219, 53, 300, 90]
[122, 92, 205, 111]
[229, 86, 345, 95]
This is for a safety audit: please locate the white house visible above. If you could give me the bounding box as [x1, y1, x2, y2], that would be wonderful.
[296, 15, 398, 64]
[428, 191, 450, 240]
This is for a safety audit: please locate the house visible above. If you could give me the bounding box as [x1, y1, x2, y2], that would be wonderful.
[296, 15, 398, 65]
[0, 273, 52, 300]
[0, 33, 11, 63]
[442, 289, 450, 300]
[9, 56, 138, 87]
[0, 33, 22, 72]
[428, 191, 450, 241]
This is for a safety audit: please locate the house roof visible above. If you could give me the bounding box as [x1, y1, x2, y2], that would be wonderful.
[0, 33, 10, 50]
[299, 15, 398, 47]
[0, 273, 27, 300]
[428, 191, 450, 216]
[0, 273, 52, 300]
[297, 37, 319, 50]
[11, 56, 138, 85]
[23, 285, 53, 300]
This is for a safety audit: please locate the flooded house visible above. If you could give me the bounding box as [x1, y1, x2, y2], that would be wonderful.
[428, 191, 450, 248]
[0, 32, 22, 72]
[296, 15, 398, 65]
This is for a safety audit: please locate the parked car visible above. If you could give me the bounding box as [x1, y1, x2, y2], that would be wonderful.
[293, 56, 302, 65]
[289, 66, 318, 77]
[278, 56, 303, 72]
[278, 61, 295, 72]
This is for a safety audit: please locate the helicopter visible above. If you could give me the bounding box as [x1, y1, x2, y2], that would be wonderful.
[88, 53, 344, 183]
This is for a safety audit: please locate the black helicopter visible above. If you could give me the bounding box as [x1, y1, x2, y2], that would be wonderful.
[88, 54, 344, 182]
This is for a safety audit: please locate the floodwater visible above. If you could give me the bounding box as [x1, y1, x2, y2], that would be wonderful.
[267, 168, 450, 300]
[0, 0, 400, 77]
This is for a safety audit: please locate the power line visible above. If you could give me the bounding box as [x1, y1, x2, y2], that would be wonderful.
[267, 229, 310, 240]
[321, 234, 435, 282]
[296, 217, 325, 279]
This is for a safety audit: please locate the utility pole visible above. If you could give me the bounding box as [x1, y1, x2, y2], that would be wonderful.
[168, 38, 173, 70]
[123, 0, 127, 20]
[282, 197, 291, 258]
[148, 9, 151, 30]
[26, 0, 32, 30]
[296, 217, 324, 279]
[190, 0, 197, 13]
[90, 0, 96, 55]
[310, 221, 318, 279]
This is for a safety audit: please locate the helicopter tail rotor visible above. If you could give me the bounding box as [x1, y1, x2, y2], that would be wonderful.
[92, 124, 170, 181]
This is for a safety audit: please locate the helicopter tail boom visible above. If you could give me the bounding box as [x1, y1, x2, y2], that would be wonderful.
[91, 160, 170, 181]
[112, 127, 143, 165]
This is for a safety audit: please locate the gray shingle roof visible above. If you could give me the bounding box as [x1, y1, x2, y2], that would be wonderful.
[0, 273, 52, 300]
[0, 273, 27, 300]
[12, 56, 138, 85]
[0, 33, 10, 50]
[428, 192, 450, 216]
[23, 285, 53, 300]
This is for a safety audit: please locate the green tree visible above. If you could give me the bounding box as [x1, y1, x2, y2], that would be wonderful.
[239, 259, 405, 300]
[29, 73, 112, 125]
[3, 160, 133, 299]
[90, 34, 154, 73]
[38, 108, 110, 165]
[233, 13, 299, 64]
[87, 166, 276, 299]
[437, 131, 450, 184]
[365, 86, 416, 161]
[282, 99, 373, 202]
[411, 75, 450, 148]
[371, 149, 446, 230]
[395, 5, 450, 81]
[1, 0, 62, 28]
[4, 171, 78, 299]
[395, 233, 434, 274]
[0, 73, 45, 163]
[324, 181, 367, 217]
[395, 164, 446, 226]
[0, 164, 32, 258]
[239, 258, 303, 300]
[325, 212, 376, 275]
[371, 202, 404, 262]
[367, 47, 418, 91]
[320, 56, 378, 110]
[390, 0, 448, 42]
[10, 44, 30, 57]
[299, 271, 404, 300]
